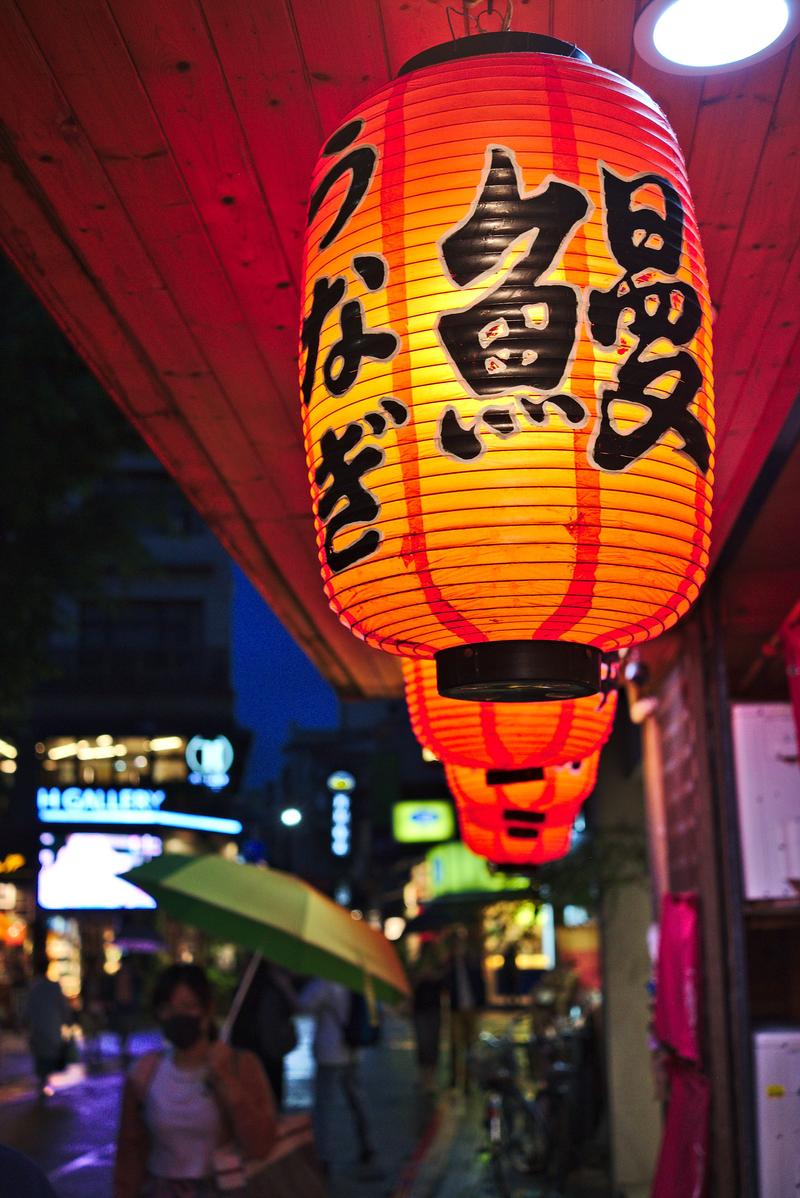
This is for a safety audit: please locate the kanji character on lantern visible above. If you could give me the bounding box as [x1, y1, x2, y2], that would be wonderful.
[588, 167, 711, 474]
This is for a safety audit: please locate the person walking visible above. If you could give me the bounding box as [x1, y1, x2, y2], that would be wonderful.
[114, 963, 276, 1198]
[230, 958, 297, 1107]
[446, 925, 486, 1094]
[23, 954, 72, 1099]
[410, 943, 444, 1094]
[298, 977, 376, 1176]
[109, 955, 143, 1068]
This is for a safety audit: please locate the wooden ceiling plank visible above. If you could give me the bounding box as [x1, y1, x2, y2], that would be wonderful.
[20, 0, 306, 462]
[250, 515, 403, 695]
[690, 48, 791, 307]
[0, 3, 281, 493]
[106, 0, 302, 424]
[630, 56, 704, 165]
[1, 6, 398, 698]
[551, 0, 635, 79]
[377, 0, 455, 79]
[716, 247, 800, 480]
[710, 43, 800, 448]
[712, 326, 800, 555]
[0, 162, 337, 669]
[199, 0, 323, 278]
[287, 0, 392, 138]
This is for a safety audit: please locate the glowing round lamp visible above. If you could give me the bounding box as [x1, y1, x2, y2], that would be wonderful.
[403, 657, 617, 770]
[301, 33, 714, 701]
[635, 0, 799, 75]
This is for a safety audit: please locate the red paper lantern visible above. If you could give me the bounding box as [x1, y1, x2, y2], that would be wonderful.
[461, 817, 574, 867]
[300, 32, 714, 702]
[446, 753, 599, 865]
[403, 656, 617, 769]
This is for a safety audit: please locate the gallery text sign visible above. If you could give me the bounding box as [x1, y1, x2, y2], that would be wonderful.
[36, 787, 241, 834]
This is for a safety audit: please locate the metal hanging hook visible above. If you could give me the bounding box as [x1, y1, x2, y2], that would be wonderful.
[446, 0, 513, 41]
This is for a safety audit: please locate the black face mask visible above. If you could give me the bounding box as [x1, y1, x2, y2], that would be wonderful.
[162, 1013, 204, 1051]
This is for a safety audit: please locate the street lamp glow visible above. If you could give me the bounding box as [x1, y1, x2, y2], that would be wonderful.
[280, 807, 303, 828]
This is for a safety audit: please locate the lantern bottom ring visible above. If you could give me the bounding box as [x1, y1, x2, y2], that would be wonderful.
[435, 640, 602, 703]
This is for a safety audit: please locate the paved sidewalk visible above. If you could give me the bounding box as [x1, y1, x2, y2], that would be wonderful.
[402, 1091, 613, 1198]
[0, 1013, 613, 1198]
[0, 1013, 436, 1197]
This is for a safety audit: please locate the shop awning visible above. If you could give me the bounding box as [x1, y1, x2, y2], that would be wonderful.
[0, 3, 797, 695]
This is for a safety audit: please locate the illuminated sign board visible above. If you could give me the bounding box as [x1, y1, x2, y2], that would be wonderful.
[331, 792, 351, 858]
[392, 801, 455, 844]
[37, 787, 241, 835]
[327, 770, 355, 792]
[186, 735, 234, 790]
[0, 854, 26, 875]
[327, 771, 355, 858]
[38, 832, 162, 911]
[425, 842, 530, 900]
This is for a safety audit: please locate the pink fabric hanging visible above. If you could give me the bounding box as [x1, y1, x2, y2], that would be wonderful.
[651, 1058, 710, 1198]
[782, 615, 800, 759]
[654, 892, 701, 1065]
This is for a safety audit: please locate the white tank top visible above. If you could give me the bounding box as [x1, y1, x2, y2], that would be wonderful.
[145, 1054, 222, 1179]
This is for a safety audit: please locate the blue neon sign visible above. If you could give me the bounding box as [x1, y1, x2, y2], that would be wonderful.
[36, 787, 241, 835]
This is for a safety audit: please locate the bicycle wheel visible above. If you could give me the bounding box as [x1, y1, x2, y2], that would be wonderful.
[507, 1094, 550, 1178]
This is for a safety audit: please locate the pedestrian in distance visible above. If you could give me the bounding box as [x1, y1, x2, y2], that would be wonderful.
[410, 942, 445, 1095]
[113, 962, 277, 1198]
[446, 924, 487, 1094]
[23, 953, 73, 1099]
[109, 954, 144, 1068]
[297, 977, 377, 1177]
[230, 958, 298, 1108]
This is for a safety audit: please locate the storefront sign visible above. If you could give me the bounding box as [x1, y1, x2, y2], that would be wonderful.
[392, 800, 455, 844]
[37, 787, 241, 835]
[0, 853, 25, 874]
[425, 841, 529, 900]
[186, 735, 234, 790]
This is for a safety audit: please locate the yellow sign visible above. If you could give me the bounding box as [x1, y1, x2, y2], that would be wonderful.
[766, 1085, 785, 1098]
[0, 854, 25, 874]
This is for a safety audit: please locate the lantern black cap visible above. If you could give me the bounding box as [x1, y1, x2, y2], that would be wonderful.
[398, 33, 591, 78]
[435, 640, 602, 702]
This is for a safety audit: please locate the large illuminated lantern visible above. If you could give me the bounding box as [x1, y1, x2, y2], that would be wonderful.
[403, 656, 617, 769]
[301, 33, 714, 701]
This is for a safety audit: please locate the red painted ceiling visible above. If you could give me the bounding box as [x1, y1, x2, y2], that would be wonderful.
[0, 1, 797, 696]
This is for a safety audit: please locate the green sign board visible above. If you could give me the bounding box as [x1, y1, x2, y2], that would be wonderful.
[425, 841, 530, 898]
[392, 800, 455, 844]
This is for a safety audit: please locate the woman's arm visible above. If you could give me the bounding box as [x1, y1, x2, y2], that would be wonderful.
[113, 1076, 150, 1198]
[208, 1044, 278, 1161]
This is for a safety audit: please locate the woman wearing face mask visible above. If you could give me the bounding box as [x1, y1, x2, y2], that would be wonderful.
[113, 963, 277, 1197]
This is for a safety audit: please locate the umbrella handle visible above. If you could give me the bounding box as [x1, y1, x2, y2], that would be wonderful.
[220, 952, 263, 1044]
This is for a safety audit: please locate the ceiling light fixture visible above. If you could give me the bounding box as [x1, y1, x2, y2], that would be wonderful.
[635, 0, 799, 74]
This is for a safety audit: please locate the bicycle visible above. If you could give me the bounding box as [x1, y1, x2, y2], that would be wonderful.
[471, 1023, 581, 1197]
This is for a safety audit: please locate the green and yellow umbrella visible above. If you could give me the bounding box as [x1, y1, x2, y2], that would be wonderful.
[124, 854, 409, 1003]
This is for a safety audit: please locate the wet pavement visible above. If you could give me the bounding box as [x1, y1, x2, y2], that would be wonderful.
[0, 1015, 431, 1197]
[0, 1014, 612, 1198]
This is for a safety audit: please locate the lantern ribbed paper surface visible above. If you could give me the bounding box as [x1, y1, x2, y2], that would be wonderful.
[301, 34, 714, 700]
[446, 752, 599, 865]
[403, 657, 617, 769]
[461, 818, 573, 867]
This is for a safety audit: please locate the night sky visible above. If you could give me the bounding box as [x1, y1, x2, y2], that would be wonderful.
[231, 565, 339, 787]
